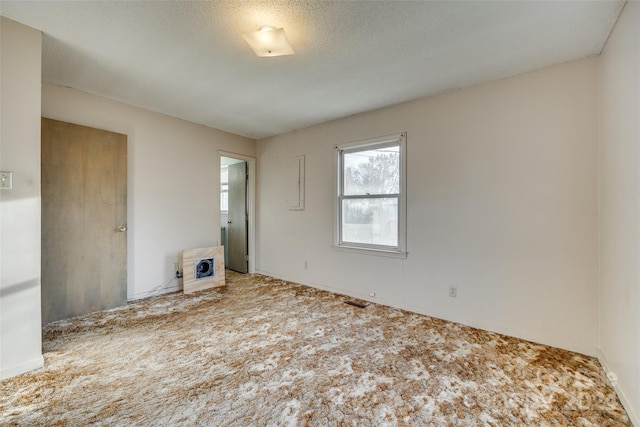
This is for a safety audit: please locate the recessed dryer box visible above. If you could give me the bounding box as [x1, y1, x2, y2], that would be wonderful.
[182, 246, 225, 294]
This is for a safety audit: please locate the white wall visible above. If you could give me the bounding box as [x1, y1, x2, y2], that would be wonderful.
[0, 17, 45, 379]
[257, 57, 599, 356]
[598, 1, 640, 424]
[42, 84, 256, 300]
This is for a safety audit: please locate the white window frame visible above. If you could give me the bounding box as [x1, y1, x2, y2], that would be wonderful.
[334, 132, 407, 258]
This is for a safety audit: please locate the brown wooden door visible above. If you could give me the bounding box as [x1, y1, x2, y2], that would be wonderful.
[41, 118, 127, 324]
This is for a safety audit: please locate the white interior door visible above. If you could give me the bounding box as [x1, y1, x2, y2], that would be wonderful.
[226, 161, 248, 273]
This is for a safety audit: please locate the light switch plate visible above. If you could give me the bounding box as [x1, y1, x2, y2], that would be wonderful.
[0, 171, 13, 189]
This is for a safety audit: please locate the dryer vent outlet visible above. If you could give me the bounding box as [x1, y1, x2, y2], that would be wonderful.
[195, 258, 215, 280]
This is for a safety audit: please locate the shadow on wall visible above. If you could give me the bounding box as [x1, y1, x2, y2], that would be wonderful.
[0, 278, 39, 298]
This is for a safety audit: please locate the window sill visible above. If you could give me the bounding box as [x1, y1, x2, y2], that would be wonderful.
[333, 244, 408, 259]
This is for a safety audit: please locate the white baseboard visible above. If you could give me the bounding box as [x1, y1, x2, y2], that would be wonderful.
[256, 270, 637, 424]
[598, 350, 640, 427]
[127, 283, 183, 302]
[1, 355, 44, 380]
[256, 269, 597, 356]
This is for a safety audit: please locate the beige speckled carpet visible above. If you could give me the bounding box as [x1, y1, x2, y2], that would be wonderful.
[0, 273, 631, 426]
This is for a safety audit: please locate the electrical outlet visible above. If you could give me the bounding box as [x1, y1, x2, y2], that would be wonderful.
[369, 291, 376, 297]
[0, 171, 12, 190]
[449, 286, 457, 298]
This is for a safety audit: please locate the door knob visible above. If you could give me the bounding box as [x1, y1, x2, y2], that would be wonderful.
[227, 221, 232, 224]
[116, 225, 127, 232]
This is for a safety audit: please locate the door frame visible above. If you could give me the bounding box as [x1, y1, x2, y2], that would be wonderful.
[218, 151, 256, 274]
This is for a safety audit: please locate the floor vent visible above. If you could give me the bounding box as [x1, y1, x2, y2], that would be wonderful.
[345, 301, 368, 309]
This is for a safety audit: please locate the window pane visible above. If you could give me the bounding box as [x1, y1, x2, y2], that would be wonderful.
[221, 166, 228, 184]
[220, 187, 228, 211]
[341, 198, 398, 246]
[343, 145, 399, 195]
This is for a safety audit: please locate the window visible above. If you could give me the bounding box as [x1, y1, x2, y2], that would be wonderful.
[335, 133, 407, 257]
[220, 166, 229, 212]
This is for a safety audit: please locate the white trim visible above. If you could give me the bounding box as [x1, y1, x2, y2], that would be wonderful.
[218, 151, 257, 274]
[127, 282, 182, 301]
[598, 350, 640, 426]
[336, 133, 405, 151]
[333, 244, 408, 258]
[0, 355, 44, 380]
[304, 278, 596, 356]
[286, 155, 305, 210]
[254, 270, 597, 357]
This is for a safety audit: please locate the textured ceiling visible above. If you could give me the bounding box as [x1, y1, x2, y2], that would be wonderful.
[0, 1, 625, 139]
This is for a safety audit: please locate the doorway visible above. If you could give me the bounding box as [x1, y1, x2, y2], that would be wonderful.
[220, 153, 255, 274]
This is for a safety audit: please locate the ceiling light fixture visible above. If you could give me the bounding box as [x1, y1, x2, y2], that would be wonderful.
[242, 26, 295, 57]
